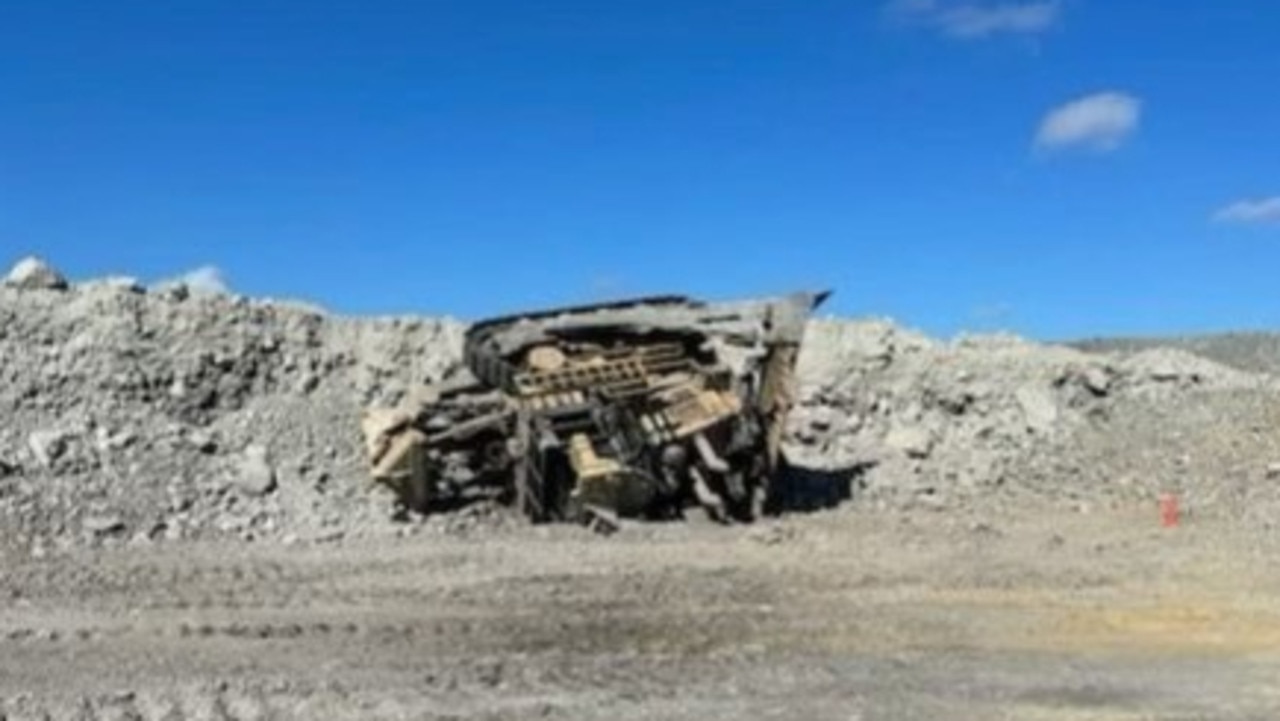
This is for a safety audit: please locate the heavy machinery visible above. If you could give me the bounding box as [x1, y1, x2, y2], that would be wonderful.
[360, 290, 830, 527]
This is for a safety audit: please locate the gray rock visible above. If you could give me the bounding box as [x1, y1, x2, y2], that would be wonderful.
[158, 282, 191, 302]
[295, 373, 320, 395]
[803, 406, 841, 432]
[102, 275, 145, 293]
[236, 445, 277, 496]
[94, 427, 137, 453]
[187, 430, 219, 454]
[83, 514, 126, 536]
[1121, 348, 1237, 386]
[1267, 463, 1280, 480]
[27, 429, 71, 468]
[4, 256, 68, 290]
[313, 529, 345, 544]
[1015, 385, 1059, 435]
[883, 426, 934, 459]
[1080, 366, 1112, 396]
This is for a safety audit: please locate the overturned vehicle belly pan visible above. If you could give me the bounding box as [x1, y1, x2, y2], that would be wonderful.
[361, 291, 830, 527]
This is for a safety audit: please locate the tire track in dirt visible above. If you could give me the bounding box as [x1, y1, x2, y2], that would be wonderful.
[7, 521, 1280, 720]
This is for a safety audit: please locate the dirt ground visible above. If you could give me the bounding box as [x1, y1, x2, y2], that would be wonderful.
[4, 502, 1279, 721]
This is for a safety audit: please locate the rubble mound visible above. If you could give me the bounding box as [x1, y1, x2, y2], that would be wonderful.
[1, 258, 464, 554]
[789, 318, 1279, 512]
[4, 256, 1279, 554]
[1073, 331, 1280, 376]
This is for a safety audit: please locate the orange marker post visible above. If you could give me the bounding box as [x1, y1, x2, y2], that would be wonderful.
[1159, 493, 1180, 528]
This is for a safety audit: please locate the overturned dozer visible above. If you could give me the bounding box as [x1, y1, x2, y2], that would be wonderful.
[360, 291, 830, 526]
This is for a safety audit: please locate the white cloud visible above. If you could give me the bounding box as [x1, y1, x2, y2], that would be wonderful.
[1034, 92, 1142, 153]
[157, 265, 231, 295]
[1213, 197, 1280, 226]
[890, 0, 1061, 39]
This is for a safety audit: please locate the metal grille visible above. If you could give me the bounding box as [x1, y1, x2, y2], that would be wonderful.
[513, 343, 692, 399]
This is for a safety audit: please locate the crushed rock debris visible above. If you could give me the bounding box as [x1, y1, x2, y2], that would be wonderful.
[4, 256, 1279, 553]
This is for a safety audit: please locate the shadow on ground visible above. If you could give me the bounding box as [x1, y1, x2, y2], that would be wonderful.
[769, 457, 868, 514]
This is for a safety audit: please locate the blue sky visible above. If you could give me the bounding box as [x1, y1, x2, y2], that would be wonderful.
[3, 1, 1279, 339]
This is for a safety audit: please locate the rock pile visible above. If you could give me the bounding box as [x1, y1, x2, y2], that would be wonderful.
[788, 318, 1275, 511]
[3, 256, 1278, 554]
[1, 258, 464, 554]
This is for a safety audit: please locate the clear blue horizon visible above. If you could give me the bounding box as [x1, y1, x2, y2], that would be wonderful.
[3, 1, 1279, 341]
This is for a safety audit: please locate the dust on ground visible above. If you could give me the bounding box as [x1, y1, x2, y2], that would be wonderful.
[4, 505, 1280, 720]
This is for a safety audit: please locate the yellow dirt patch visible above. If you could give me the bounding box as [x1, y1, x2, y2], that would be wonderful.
[901, 587, 1280, 655]
[984, 709, 1156, 721]
[988, 708, 1164, 721]
[1050, 601, 1280, 654]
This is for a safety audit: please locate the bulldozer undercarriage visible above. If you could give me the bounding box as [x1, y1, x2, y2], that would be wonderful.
[360, 291, 829, 529]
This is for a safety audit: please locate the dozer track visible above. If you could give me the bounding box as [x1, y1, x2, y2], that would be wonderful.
[360, 290, 829, 528]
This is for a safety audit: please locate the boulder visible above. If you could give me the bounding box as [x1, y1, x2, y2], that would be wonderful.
[884, 425, 934, 459]
[236, 445, 277, 496]
[1015, 385, 1059, 435]
[5, 256, 68, 290]
[27, 429, 71, 469]
[1079, 365, 1112, 396]
[83, 514, 127, 536]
